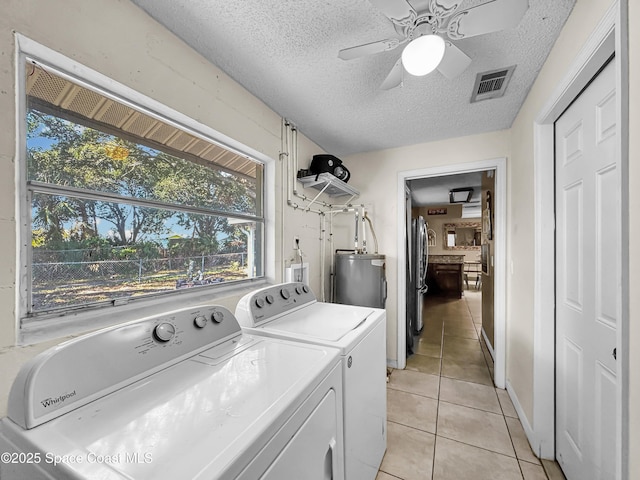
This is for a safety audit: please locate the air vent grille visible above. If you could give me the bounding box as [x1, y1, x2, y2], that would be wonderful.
[471, 66, 516, 103]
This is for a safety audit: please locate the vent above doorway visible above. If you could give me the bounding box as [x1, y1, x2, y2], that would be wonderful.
[470, 66, 516, 103]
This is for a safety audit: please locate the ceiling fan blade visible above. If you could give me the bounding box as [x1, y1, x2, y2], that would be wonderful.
[338, 38, 402, 60]
[429, 0, 460, 20]
[447, 0, 528, 40]
[437, 42, 472, 79]
[368, 0, 416, 26]
[380, 58, 403, 90]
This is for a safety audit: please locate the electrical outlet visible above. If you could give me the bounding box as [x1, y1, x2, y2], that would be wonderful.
[293, 236, 300, 250]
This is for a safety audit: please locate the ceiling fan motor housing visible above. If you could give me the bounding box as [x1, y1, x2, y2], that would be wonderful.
[310, 154, 351, 182]
[339, 0, 529, 88]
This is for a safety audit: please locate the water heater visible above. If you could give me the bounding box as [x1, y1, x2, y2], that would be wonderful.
[334, 253, 386, 309]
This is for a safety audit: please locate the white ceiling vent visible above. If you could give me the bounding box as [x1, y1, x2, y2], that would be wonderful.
[470, 66, 516, 103]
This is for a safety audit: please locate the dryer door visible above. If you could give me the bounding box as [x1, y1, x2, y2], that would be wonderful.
[343, 319, 387, 479]
[259, 389, 341, 480]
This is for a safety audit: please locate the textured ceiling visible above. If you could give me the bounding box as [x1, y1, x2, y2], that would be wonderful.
[130, 0, 575, 157]
[409, 171, 483, 206]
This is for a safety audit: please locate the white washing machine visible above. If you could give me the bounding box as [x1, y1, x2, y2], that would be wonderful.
[0, 305, 344, 480]
[235, 282, 387, 480]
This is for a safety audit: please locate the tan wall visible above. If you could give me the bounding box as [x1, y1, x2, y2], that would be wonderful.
[344, 130, 511, 362]
[0, 0, 336, 416]
[507, 0, 616, 423]
[347, 1, 640, 473]
[506, 0, 640, 474]
[627, 0, 639, 476]
[1, 1, 637, 475]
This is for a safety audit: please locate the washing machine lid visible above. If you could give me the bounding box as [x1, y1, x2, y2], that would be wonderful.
[235, 282, 385, 352]
[263, 302, 375, 342]
[1, 335, 340, 480]
[1, 304, 341, 480]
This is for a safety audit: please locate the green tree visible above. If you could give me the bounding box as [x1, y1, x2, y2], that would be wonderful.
[27, 107, 255, 255]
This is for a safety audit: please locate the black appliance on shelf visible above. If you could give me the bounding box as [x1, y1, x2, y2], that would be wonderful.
[309, 154, 351, 183]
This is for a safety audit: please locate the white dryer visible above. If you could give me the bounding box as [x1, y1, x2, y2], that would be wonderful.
[235, 282, 387, 480]
[0, 305, 344, 480]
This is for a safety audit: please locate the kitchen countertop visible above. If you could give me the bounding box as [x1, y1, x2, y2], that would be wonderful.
[428, 254, 465, 264]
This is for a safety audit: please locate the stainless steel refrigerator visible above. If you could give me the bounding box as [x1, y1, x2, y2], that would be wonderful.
[410, 216, 428, 335]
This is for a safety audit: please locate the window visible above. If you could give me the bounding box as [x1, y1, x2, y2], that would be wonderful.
[23, 62, 264, 318]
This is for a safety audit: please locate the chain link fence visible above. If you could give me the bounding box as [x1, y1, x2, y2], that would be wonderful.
[31, 252, 248, 312]
[33, 253, 246, 284]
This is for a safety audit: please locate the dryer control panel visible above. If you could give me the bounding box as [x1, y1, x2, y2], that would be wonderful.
[7, 305, 242, 429]
[236, 282, 317, 326]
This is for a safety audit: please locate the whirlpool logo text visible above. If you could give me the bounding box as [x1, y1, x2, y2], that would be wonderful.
[40, 390, 76, 408]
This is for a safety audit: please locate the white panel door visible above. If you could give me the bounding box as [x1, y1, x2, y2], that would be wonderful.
[555, 57, 619, 480]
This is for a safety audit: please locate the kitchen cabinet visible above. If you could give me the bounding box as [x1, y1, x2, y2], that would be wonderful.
[426, 255, 464, 298]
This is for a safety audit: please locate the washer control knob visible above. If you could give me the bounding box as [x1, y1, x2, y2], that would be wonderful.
[280, 288, 290, 300]
[255, 297, 265, 308]
[302, 285, 309, 293]
[212, 311, 224, 323]
[154, 322, 175, 342]
[193, 315, 207, 328]
[295, 286, 303, 295]
[265, 294, 275, 304]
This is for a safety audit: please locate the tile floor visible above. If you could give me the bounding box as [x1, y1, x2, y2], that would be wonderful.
[377, 289, 566, 480]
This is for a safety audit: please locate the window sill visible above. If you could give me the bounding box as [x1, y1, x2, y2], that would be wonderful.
[18, 279, 270, 346]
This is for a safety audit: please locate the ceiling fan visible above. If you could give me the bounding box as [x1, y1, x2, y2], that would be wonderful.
[338, 0, 529, 89]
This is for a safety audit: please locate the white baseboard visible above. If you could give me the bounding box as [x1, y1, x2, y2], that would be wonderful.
[387, 359, 398, 369]
[481, 328, 495, 361]
[505, 379, 549, 459]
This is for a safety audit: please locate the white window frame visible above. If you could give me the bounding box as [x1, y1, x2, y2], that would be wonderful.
[15, 35, 276, 345]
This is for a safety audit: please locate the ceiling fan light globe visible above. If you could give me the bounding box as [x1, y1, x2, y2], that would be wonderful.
[401, 35, 446, 76]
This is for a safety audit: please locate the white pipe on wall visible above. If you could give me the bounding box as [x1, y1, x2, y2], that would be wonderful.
[293, 127, 299, 191]
[354, 209, 359, 252]
[364, 212, 379, 254]
[279, 119, 288, 281]
[329, 212, 335, 302]
[320, 213, 326, 301]
[279, 119, 382, 299]
[283, 120, 324, 214]
[360, 205, 367, 254]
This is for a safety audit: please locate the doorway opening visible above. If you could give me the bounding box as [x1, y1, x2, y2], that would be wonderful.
[405, 171, 494, 374]
[396, 158, 507, 389]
